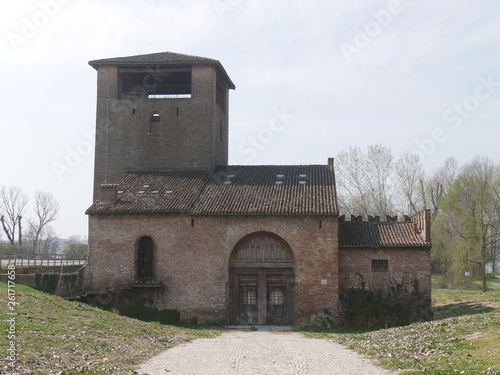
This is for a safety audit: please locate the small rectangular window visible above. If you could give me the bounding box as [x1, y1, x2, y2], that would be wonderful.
[372, 259, 389, 272]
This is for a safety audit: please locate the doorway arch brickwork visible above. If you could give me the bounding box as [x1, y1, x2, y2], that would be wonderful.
[229, 232, 295, 325]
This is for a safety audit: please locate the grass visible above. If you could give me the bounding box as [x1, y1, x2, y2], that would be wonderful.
[2, 276, 500, 374]
[303, 275, 500, 374]
[0, 282, 222, 374]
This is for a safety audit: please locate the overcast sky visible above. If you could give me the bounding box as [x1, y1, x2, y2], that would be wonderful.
[1, 0, 499, 239]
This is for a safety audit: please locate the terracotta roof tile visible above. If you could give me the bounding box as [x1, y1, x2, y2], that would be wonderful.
[86, 170, 210, 215]
[86, 165, 338, 216]
[191, 165, 338, 216]
[339, 221, 430, 248]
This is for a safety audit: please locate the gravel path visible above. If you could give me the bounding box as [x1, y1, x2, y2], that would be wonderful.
[136, 328, 395, 375]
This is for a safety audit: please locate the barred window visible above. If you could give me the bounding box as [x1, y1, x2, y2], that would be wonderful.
[372, 259, 389, 272]
[241, 290, 257, 305]
[269, 290, 284, 306]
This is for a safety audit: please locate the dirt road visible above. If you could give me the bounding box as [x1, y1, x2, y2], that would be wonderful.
[136, 328, 395, 375]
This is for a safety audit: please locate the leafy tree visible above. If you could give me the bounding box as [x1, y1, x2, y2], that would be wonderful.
[441, 157, 500, 291]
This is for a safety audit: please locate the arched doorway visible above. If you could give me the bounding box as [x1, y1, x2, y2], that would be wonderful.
[229, 232, 294, 325]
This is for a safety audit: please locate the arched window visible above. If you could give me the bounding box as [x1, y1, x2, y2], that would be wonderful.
[149, 112, 161, 134]
[151, 112, 160, 122]
[137, 236, 154, 279]
[231, 232, 293, 266]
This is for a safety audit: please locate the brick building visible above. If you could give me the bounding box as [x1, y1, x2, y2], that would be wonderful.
[85, 52, 431, 325]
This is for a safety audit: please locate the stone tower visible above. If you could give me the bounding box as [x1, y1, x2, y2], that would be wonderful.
[89, 52, 235, 199]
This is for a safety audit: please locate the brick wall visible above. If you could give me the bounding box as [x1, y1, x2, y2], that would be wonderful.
[92, 64, 229, 200]
[339, 247, 432, 298]
[87, 214, 339, 324]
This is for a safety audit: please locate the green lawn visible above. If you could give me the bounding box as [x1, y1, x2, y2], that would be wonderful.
[0, 282, 221, 374]
[304, 276, 500, 375]
[2, 277, 500, 374]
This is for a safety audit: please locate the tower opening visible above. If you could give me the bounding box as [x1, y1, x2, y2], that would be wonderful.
[119, 67, 192, 99]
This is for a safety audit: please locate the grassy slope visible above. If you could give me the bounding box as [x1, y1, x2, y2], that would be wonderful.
[2, 278, 499, 374]
[0, 282, 220, 374]
[306, 276, 500, 375]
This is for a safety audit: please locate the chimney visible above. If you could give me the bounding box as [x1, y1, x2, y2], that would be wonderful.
[423, 209, 431, 243]
[413, 209, 431, 243]
[100, 184, 118, 203]
[327, 157, 334, 171]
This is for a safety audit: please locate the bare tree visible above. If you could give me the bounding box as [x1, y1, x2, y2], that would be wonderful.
[0, 186, 28, 245]
[335, 146, 372, 217]
[27, 191, 60, 253]
[396, 152, 426, 215]
[427, 157, 459, 218]
[335, 145, 399, 217]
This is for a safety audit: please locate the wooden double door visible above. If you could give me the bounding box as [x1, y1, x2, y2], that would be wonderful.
[231, 270, 294, 325]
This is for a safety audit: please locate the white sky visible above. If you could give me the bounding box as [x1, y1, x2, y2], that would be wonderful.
[0, 0, 499, 239]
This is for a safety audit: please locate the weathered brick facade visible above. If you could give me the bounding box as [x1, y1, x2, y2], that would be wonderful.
[85, 52, 431, 326]
[339, 247, 432, 297]
[87, 214, 338, 325]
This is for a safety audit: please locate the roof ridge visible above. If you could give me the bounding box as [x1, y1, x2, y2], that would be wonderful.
[89, 51, 219, 65]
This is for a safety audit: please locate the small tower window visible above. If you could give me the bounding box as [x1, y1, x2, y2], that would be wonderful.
[150, 112, 161, 134]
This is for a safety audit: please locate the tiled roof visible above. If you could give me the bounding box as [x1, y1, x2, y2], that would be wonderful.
[86, 171, 210, 215]
[86, 165, 338, 216]
[191, 165, 337, 216]
[88, 51, 235, 89]
[89, 52, 219, 66]
[339, 221, 431, 248]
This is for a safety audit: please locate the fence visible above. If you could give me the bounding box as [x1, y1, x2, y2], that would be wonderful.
[0, 254, 88, 267]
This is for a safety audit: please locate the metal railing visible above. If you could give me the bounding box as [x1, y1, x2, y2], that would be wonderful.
[0, 254, 88, 267]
